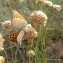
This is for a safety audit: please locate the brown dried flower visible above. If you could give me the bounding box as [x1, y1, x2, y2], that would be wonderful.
[23, 24, 38, 40]
[2, 20, 12, 29]
[29, 11, 48, 26]
[53, 5, 61, 11]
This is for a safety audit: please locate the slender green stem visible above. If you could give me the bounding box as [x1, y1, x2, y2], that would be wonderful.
[29, 57, 31, 63]
[41, 10, 56, 63]
[10, 45, 14, 63]
[4, 49, 8, 63]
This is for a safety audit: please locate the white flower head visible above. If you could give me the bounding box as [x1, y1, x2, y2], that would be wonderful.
[53, 5, 61, 11]
[44, 1, 53, 7]
[2, 20, 12, 29]
[0, 56, 5, 63]
[20, 0, 25, 2]
[27, 50, 35, 57]
[26, 24, 32, 28]
[23, 24, 32, 31]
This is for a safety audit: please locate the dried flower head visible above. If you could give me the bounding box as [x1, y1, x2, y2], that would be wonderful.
[44, 1, 53, 7]
[27, 50, 35, 57]
[23, 24, 38, 40]
[29, 11, 48, 26]
[0, 34, 5, 51]
[0, 56, 5, 63]
[35, 0, 45, 4]
[53, 5, 61, 11]
[2, 20, 12, 29]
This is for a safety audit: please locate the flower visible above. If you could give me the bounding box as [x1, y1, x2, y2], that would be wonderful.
[20, 0, 25, 2]
[0, 56, 5, 63]
[2, 20, 12, 29]
[35, 0, 45, 4]
[44, 1, 53, 7]
[0, 34, 5, 51]
[27, 50, 35, 57]
[53, 5, 61, 11]
[23, 24, 38, 40]
[29, 11, 48, 26]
